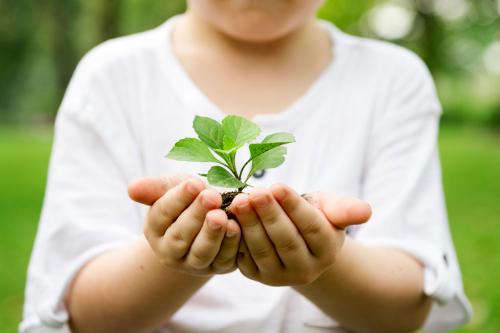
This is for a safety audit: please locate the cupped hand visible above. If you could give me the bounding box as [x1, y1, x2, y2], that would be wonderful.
[230, 184, 371, 286]
[128, 174, 242, 276]
[300, 192, 372, 230]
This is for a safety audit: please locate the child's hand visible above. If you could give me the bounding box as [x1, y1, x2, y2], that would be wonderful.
[128, 175, 241, 276]
[300, 191, 372, 230]
[230, 184, 370, 286]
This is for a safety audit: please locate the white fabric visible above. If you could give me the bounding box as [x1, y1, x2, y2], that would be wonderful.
[20, 16, 471, 333]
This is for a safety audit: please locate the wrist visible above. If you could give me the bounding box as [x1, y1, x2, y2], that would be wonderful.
[295, 235, 354, 292]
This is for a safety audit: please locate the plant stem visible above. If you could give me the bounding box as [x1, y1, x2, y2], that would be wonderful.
[216, 153, 238, 179]
[228, 151, 240, 180]
[243, 170, 254, 185]
[230, 167, 239, 180]
[213, 160, 237, 175]
[239, 158, 252, 180]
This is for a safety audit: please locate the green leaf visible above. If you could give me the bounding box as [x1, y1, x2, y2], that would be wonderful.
[249, 132, 295, 159]
[262, 132, 295, 144]
[207, 166, 245, 188]
[166, 138, 220, 163]
[210, 136, 239, 159]
[193, 116, 224, 149]
[223, 135, 237, 151]
[250, 146, 287, 174]
[222, 115, 261, 147]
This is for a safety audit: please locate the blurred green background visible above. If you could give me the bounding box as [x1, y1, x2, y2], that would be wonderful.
[0, 0, 499, 332]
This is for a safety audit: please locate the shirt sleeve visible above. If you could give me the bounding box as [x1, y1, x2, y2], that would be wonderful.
[352, 52, 472, 332]
[20, 47, 145, 333]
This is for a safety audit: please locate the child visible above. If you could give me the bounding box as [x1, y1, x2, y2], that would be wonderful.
[21, 1, 471, 332]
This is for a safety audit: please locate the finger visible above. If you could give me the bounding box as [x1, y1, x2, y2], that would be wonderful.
[271, 184, 333, 257]
[237, 240, 259, 280]
[184, 210, 228, 270]
[146, 178, 205, 239]
[301, 193, 321, 209]
[249, 188, 309, 267]
[212, 219, 241, 273]
[128, 173, 194, 205]
[161, 189, 222, 259]
[313, 193, 372, 229]
[230, 194, 281, 272]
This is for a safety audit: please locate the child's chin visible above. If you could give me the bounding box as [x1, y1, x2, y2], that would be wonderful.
[218, 18, 299, 43]
[223, 29, 289, 43]
[190, 0, 319, 43]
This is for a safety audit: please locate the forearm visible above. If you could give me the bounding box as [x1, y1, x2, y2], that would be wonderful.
[67, 237, 209, 333]
[295, 237, 432, 333]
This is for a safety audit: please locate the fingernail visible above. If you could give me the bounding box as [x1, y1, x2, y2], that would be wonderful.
[209, 220, 222, 231]
[237, 202, 251, 214]
[251, 194, 269, 207]
[185, 180, 199, 195]
[273, 188, 287, 201]
[202, 193, 217, 208]
[226, 229, 238, 238]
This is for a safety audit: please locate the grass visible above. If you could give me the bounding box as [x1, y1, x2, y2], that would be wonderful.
[439, 126, 500, 332]
[0, 127, 53, 332]
[0, 125, 499, 332]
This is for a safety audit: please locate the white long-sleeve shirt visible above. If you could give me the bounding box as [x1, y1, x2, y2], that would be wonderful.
[20, 16, 471, 333]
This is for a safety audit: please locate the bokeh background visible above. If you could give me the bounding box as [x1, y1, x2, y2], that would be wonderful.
[1, 0, 499, 332]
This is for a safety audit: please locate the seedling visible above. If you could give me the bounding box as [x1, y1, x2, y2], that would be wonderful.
[166, 115, 295, 213]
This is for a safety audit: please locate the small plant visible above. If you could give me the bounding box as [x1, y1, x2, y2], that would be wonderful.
[166, 115, 295, 212]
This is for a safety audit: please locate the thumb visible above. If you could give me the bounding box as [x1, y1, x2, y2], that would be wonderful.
[128, 173, 195, 206]
[305, 193, 372, 230]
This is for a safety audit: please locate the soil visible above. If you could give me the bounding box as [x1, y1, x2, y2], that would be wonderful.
[220, 191, 314, 221]
[221, 191, 241, 221]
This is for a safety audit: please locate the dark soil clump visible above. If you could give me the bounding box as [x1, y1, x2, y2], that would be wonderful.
[221, 191, 241, 221]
